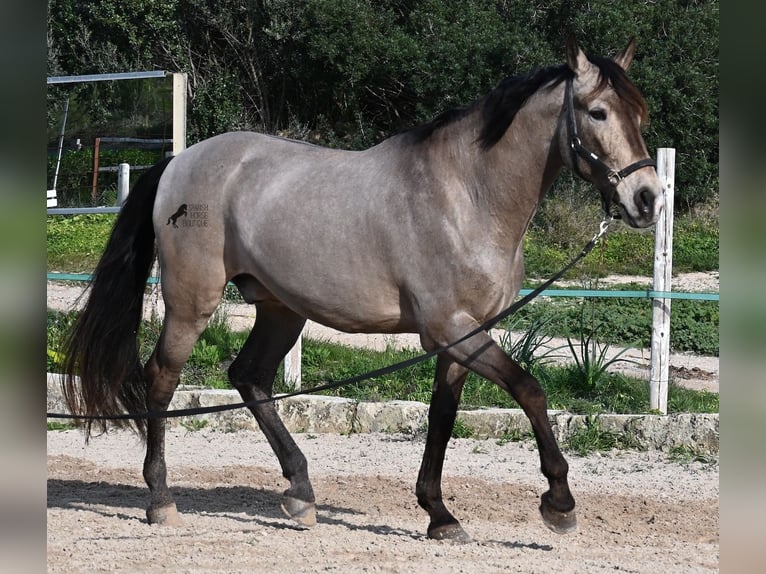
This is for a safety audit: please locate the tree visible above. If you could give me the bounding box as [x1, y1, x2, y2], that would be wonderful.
[47, 0, 719, 210]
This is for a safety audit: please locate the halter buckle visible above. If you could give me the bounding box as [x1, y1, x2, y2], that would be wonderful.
[607, 170, 623, 186]
[570, 136, 582, 151]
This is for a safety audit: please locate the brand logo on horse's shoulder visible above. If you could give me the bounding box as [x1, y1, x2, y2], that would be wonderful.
[167, 203, 209, 228]
[166, 204, 187, 227]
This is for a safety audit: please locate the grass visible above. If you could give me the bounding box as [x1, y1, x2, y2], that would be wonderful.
[509, 292, 718, 356]
[565, 415, 640, 456]
[451, 418, 474, 439]
[47, 214, 117, 272]
[666, 445, 718, 465]
[47, 421, 76, 431]
[46, 309, 719, 416]
[524, 189, 719, 277]
[180, 418, 209, 432]
[495, 428, 533, 445]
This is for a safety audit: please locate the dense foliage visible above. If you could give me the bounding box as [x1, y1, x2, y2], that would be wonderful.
[47, 0, 718, 211]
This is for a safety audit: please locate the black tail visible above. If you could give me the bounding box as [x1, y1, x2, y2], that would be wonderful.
[62, 157, 173, 439]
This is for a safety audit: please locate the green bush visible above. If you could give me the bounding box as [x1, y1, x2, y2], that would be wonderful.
[512, 292, 718, 357]
[47, 214, 117, 272]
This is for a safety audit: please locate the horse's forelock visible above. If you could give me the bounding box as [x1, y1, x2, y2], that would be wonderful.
[586, 55, 649, 125]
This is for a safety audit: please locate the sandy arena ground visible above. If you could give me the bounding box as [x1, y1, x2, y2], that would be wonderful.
[47, 428, 718, 573]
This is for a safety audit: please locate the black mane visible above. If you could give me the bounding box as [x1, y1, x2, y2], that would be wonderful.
[405, 56, 646, 150]
[404, 64, 571, 148]
[477, 65, 571, 149]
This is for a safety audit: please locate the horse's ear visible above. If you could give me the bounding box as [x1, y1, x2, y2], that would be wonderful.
[565, 34, 590, 76]
[613, 37, 637, 71]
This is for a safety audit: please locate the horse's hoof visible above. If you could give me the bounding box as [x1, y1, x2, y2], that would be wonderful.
[539, 495, 577, 534]
[281, 496, 317, 528]
[428, 522, 473, 544]
[146, 503, 184, 527]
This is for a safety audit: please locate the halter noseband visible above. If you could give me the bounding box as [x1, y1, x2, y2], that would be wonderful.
[565, 78, 656, 216]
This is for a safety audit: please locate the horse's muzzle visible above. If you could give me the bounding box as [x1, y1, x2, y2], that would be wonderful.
[619, 186, 662, 228]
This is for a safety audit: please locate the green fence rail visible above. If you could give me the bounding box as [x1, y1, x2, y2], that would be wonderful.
[46, 272, 719, 302]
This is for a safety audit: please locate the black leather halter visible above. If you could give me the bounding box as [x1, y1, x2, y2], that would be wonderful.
[565, 78, 656, 216]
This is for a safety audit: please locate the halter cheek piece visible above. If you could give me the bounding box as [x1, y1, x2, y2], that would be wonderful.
[565, 78, 656, 217]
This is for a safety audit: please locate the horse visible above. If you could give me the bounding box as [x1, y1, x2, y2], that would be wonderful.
[62, 36, 661, 542]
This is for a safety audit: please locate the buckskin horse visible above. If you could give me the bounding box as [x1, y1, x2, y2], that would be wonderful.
[62, 37, 661, 542]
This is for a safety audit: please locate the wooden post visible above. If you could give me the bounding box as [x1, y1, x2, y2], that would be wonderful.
[117, 163, 130, 205]
[171, 73, 187, 156]
[91, 137, 101, 202]
[283, 331, 303, 390]
[650, 148, 676, 414]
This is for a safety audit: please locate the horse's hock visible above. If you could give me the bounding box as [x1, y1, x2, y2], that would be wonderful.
[46, 377, 719, 454]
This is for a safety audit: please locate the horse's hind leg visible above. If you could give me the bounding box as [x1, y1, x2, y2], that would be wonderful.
[416, 354, 472, 542]
[143, 297, 222, 526]
[227, 303, 316, 527]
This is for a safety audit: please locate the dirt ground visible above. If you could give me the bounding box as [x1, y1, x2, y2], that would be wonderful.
[47, 428, 719, 573]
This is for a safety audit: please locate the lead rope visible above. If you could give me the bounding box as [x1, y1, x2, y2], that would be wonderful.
[587, 219, 610, 355]
[47, 217, 614, 422]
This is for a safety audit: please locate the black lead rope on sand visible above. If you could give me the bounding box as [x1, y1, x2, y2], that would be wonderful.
[47, 218, 613, 422]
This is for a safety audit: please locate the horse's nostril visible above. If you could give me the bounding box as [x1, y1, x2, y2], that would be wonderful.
[636, 187, 655, 215]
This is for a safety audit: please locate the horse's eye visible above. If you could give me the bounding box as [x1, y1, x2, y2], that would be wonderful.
[589, 108, 607, 121]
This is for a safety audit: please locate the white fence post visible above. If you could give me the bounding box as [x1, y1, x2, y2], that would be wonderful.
[283, 331, 303, 390]
[172, 73, 187, 156]
[650, 148, 676, 414]
[117, 163, 130, 205]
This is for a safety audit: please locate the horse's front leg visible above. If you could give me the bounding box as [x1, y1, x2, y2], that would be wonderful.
[416, 354, 472, 542]
[433, 315, 577, 535]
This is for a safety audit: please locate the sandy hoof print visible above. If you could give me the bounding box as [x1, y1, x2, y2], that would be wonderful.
[146, 503, 184, 527]
[281, 496, 317, 528]
[427, 522, 473, 544]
